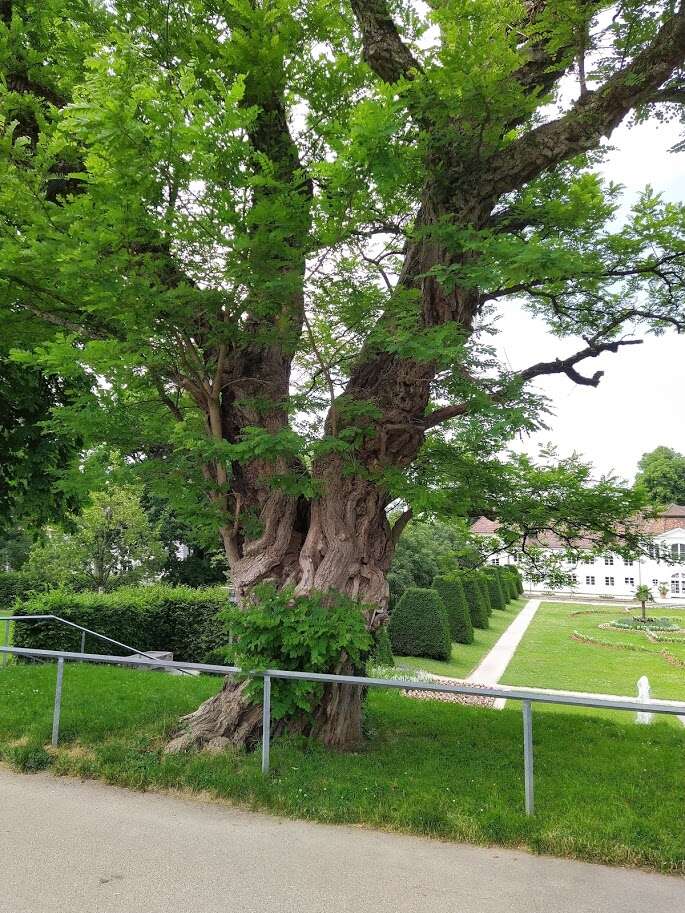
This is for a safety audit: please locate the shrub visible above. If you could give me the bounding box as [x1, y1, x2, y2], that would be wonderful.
[432, 575, 473, 644]
[223, 585, 372, 722]
[503, 566, 524, 595]
[497, 567, 518, 601]
[458, 572, 490, 629]
[482, 568, 507, 610]
[369, 624, 394, 666]
[13, 585, 230, 662]
[475, 572, 493, 617]
[389, 587, 451, 660]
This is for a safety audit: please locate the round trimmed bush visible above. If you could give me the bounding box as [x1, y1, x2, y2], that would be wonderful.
[432, 574, 473, 644]
[389, 588, 451, 660]
[483, 568, 507, 609]
[457, 572, 490, 629]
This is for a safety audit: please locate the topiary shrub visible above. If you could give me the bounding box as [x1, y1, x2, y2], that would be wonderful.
[475, 572, 493, 617]
[369, 624, 394, 666]
[389, 587, 451, 659]
[483, 568, 507, 609]
[458, 572, 490, 629]
[498, 567, 518, 601]
[13, 585, 230, 662]
[432, 575, 473, 644]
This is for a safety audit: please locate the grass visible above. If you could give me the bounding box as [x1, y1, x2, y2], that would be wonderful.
[395, 597, 528, 678]
[1, 660, 684, 872]
[502, 602, 685, 700]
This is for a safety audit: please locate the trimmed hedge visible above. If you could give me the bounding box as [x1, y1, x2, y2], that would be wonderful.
[483, 568, 507, 610]
[370, 624, 394, 666]
[389, 587, 451, 660]
[457, 572, 490, 630]
[432, 575, 473, 644]
[12, 585, 230, 663]
[497, 567, 519, 601]
[475, 572, 493, 616]
[507, 566, 525, 595]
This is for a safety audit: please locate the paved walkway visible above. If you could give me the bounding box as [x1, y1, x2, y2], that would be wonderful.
[467, 598, 541, 707]
[0, 768, 682, 912]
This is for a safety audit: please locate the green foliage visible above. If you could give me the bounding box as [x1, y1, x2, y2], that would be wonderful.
[457, 572, 490, 630]
[13, 585, 229, 662]
[482, 568, 507, 610]
[222, 585, 372, 722]
[22, 484, 165, 592]
[432, 574, 473, 644]
[387, 518, 472, 608]
[369, 624, 394, 667]
[475, 572, 493, 618]
[389, 587, 451, 660]
[494, 565, 518, 602]
[635, 447, 685, 507]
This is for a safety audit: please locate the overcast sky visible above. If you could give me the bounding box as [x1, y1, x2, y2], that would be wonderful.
[495, 118, 685, 484]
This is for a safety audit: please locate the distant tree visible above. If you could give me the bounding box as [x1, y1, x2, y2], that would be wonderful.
[635, 448, 685, 507]
[24, 485, 165, 592]
[635, 584, 654, 621]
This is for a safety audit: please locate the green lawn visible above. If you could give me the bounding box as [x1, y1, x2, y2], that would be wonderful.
[502, 602, 685, 700]
[396, 597, 528, 678]
[1, 660, 684, 872]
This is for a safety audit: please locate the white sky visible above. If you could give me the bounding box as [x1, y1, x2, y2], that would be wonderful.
[496, 118, 685, 483]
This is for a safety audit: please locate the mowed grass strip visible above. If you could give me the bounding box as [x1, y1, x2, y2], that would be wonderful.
[396, 597, 528, 678]
[501, 601, 685, 703]
[0, 661, 684, 872]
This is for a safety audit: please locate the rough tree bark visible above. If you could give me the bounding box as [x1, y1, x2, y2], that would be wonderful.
[168, 0, 685, 754]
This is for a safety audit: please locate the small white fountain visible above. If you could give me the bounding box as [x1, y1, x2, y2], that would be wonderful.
[636, 675, 653, 725]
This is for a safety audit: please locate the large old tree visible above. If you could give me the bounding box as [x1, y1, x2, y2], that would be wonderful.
[3, 0, 685, 747]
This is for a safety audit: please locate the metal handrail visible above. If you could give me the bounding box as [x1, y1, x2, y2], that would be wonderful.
[0, 615, 193, 675]
[2, 644, 685, 817]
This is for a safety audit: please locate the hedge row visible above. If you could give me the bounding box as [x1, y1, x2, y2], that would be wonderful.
[432, 575, 473, 644]
[12, 585, 230, 663]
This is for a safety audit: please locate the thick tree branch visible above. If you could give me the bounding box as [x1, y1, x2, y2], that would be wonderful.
[349, 0, 420, 83]
[486, 5, 685, 198]
[516, 337, 643, 386]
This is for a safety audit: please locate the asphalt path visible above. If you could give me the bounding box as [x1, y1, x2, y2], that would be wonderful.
[1, 768, 683, 912]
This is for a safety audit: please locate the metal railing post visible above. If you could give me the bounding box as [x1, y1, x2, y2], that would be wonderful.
[80, 630, 86, 658]
[522, 699, 534, 816]
[1, 618, 9, 667]
[52, 658, 64, 747]
[261, 674, 271, 775]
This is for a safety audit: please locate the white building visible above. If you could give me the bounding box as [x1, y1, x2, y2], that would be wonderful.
[471, 505, 685, 604]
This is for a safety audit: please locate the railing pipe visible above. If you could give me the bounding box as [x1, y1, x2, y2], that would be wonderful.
[52, 658, 64, 747]
[522, 700, 534, 816]
[262, 674, 271, 775]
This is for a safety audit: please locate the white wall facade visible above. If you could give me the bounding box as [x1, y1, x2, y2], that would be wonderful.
[487, 526, 685, 604]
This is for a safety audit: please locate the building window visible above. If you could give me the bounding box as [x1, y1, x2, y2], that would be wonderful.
[491, 558, 500, 565]
[624, 559, 633, 567]
[670, 544, 685, 561]
[671, 573, 685, 595]
[605, 576, 614, 586]
[585, 575, 595, 585]
[652, 578, 658, 586]
[511, 552, 519, 564]
[649, 544, 661, 561]
[604, 556, 614, 566]
[582, 557, 593, 565]
[624, 577, 634, 587]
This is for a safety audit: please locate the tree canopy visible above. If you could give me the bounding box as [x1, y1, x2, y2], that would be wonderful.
[635, 446, 685, 506]
[2, 0, 685, 611]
